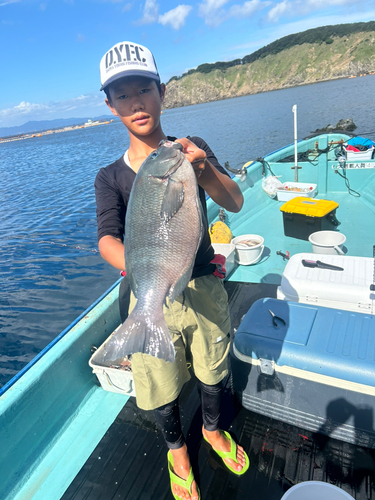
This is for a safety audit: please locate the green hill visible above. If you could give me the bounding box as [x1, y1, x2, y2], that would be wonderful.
[163, 22, 375, 109]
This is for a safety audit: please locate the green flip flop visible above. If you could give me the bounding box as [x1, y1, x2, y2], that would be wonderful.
[203, 430, 250, 476]
[167, 450, 201, 500]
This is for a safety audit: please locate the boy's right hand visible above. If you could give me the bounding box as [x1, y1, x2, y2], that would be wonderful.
[175, 137, 207, 179]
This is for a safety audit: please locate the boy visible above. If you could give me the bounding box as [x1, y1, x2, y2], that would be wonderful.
[95, 41, 248, 500]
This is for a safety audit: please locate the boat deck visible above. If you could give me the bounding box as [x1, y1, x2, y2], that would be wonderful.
[61, 282, 375, 500]
[226, 188, 375, 286]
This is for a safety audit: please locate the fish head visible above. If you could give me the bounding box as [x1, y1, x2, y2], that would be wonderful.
[141, 140, 185, 178]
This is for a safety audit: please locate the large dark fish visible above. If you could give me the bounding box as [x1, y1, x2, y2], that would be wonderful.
[101, 141, 203, 364]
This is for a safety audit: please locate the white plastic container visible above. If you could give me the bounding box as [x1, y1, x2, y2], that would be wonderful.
[231, 234, 264, 265]
[308, 230, 346, 255]
[211, 242, 236, 277]
[276, 182, 317, 202]
[345, 146, 374, 161]
[277, 252, 375, 314]
[89, 326, 136, 397]
[281, 481, 354, 500]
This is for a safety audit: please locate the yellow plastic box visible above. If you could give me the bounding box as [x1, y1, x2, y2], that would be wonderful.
[280, 198, 340, 240]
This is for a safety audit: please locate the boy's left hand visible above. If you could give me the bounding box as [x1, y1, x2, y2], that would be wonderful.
[175, 137, 206, 179]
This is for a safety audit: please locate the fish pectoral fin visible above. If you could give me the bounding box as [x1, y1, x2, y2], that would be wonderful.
[168, 265, 194, 303]
[124, 261, 139, 299]
[160, 178, 184, 223]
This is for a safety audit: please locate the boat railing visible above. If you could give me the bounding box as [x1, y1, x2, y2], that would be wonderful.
[0, 279, 129, 500]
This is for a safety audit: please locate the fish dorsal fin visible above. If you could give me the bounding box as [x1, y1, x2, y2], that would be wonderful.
[160, 178, 184, 223]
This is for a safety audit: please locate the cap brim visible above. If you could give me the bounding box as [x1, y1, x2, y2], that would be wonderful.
[100, 70, 160, 91]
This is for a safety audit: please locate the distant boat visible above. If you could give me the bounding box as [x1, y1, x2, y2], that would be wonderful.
[84, 119, 101, 126]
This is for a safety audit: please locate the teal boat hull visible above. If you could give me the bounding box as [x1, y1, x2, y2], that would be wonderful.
[1, 132, 375, 498]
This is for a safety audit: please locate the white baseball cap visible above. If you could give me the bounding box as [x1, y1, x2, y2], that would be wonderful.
[99, 41, 160, 91]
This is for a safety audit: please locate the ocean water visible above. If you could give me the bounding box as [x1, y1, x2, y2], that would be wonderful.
[1, 75, 374, 389]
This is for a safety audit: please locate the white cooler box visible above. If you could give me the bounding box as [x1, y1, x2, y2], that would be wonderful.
[231, 297, 375, 448]
[277, 253, 375, 314]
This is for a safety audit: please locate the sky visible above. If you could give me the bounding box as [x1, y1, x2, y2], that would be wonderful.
[1, 0, 374, 128]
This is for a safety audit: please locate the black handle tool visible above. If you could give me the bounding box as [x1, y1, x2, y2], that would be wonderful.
[302, 259, 344, 271]
[269, 309, 286, 328]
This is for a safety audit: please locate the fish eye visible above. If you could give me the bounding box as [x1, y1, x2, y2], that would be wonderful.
[150, 151, 159, 159]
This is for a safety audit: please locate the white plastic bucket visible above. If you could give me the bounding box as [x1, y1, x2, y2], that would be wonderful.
[308, 231, 346, 255]
[231, 234, 264, 265]
[281, 481, 354, 500]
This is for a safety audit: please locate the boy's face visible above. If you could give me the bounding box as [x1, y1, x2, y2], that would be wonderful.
[105, 76, 165, 138]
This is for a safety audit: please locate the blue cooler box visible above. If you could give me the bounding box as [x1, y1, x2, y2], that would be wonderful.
[231, 298, 375, 448]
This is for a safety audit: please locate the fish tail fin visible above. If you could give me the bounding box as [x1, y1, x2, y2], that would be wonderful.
[101, 307, 175, 364]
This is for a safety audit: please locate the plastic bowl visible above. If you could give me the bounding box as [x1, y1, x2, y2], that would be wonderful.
[231, 234, 264, 265]
[281, 481, 354, 500]
[308, 231, 346, 255]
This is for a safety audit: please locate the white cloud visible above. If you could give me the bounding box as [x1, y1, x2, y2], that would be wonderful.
[0, 0, 20, 5]
[267, 0, 290, 21]
[198, 0, 230, 25]
[229, 0, 271, 18]
[0, 94, 107, 126]
[0, 101, 49, 118]
[122, 2, 132, 11]
[198, 0, 231, 17]
[266, 0, 363, 22]
[158, 5, 192, 30]
[199, 0, 269, 26]
[136, 0, 159, 24]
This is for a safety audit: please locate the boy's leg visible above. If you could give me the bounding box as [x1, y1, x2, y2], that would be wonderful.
[184, 274, 231, 386]
[199, 379, 247, 473]
[183, 275, 247, 473]
[154, 399, 200, 500]
[198, 379, 222, 431]
[153, 397, 185, 449]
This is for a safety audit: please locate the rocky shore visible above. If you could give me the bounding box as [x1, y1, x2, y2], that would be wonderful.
[163, 31, 375, 110]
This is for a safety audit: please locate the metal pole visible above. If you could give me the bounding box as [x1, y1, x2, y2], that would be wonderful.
[292, 105, 298, 181]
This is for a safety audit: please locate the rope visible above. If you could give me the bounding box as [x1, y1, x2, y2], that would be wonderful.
[276, 145, 334, 166]
[333, 169, 361, 197]
[256, 157, 276, 177]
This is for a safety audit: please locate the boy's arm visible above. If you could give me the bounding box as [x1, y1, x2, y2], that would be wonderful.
[176, 137, 244, 213]
[98, 235, 126, 271]
[197, 159, 243, 213]
[95, 166, 127, 271]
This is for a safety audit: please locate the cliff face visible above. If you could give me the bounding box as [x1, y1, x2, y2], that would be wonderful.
[163, 31, 375, 109]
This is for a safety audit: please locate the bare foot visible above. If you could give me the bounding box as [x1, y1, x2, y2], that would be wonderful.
[202, 426, 247, 473]
[169, 444, 200, 500]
